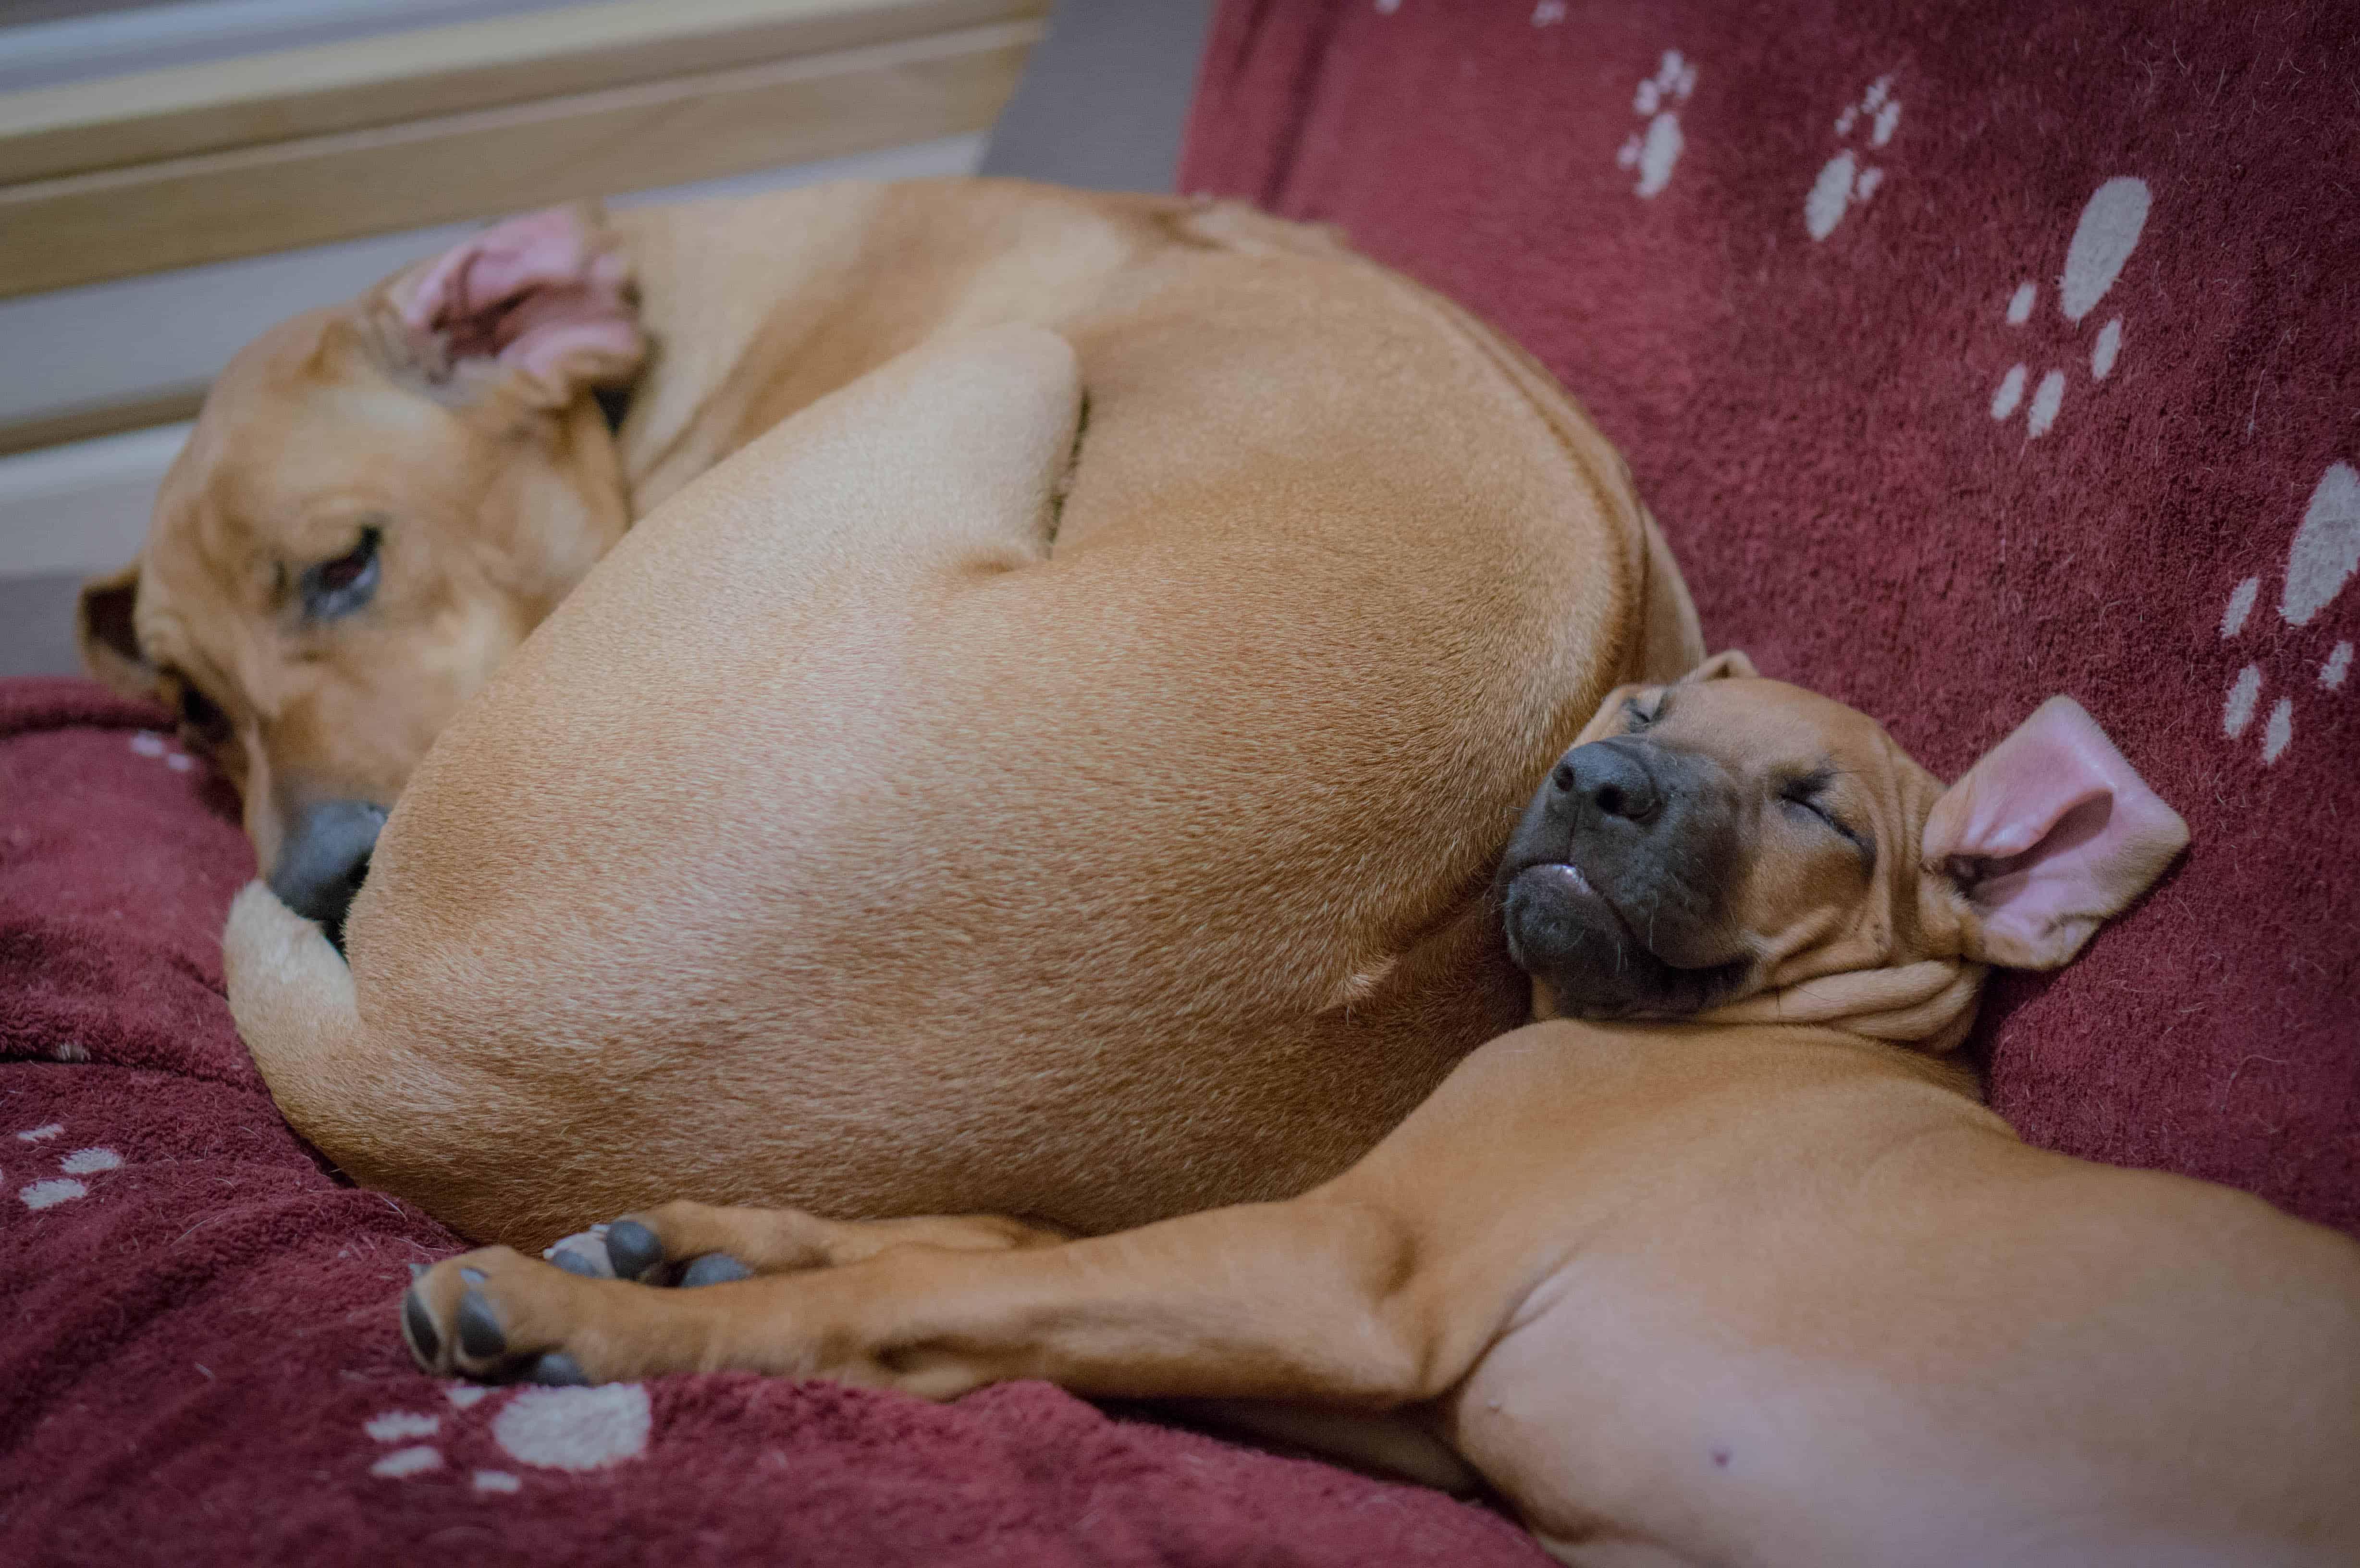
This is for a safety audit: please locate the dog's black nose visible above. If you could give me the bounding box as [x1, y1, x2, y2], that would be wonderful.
[1551, 741, 1661, 826]
[268, 799, 386, 950]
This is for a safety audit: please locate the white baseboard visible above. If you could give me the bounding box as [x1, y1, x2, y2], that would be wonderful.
[0, 421, 193, 579]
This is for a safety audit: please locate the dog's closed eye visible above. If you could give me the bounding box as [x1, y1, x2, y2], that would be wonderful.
[1779, 771, 1874, 869]
[302, 525, 383, 621]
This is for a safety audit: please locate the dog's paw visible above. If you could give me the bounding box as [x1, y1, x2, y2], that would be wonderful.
[402, 1247, 627, 1385]
[586, 1200, 826, 1284]
[534, 1210, 759, 1288]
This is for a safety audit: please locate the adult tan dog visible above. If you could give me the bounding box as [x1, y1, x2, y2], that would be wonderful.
[402, 664, 2360, 1568]
[81, 181, 1697, 933]
[194, 180, 1704, 1245]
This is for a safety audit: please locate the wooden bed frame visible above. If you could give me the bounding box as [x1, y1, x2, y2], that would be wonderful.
[0, 0, 1044, 450]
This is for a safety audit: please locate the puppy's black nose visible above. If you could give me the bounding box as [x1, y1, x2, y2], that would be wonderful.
[268, 799, 386, 951]
[1551, 742, 1661, 826]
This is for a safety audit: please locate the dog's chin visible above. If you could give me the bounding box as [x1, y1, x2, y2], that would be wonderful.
[1501, 862, 1747, 1019]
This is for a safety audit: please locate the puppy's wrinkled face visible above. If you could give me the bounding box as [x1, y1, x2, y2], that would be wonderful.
[1499, 662, 1945, 1020]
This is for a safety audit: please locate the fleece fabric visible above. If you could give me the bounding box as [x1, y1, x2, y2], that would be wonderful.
[0, 679, 1546, 1566]
[1181, 0, 2358, 1233]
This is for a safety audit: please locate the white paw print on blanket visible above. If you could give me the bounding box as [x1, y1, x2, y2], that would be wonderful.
[2219, 461, 2358, 764]
[14, 1123, 124, 1210]
[1991, 177, 2150, 439]
[1805, 76, 1901, 241]
[1617, 51, 1697, 199]
[129, 730, 196, 773]
[366, 1382, 651, 1488]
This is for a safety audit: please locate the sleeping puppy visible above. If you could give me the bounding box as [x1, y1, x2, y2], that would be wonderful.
[400, 661, 2360, 1568]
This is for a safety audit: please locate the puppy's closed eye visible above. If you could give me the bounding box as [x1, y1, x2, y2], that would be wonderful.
[1780, 772, 1873, 868]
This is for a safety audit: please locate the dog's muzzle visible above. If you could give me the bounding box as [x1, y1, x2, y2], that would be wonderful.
[269, 799, 386, 951]
[1497, 738, 1745, 1017]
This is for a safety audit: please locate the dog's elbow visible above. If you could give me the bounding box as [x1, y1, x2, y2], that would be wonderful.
[1303, 1198, 1467, 1408]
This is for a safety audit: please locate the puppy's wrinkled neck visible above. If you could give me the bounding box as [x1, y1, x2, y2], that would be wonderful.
[1687, 956, 1987, 1051]
[1536, 956, 1990, 1090]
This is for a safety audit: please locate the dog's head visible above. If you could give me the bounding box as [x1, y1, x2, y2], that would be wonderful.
[1499, 652, 2187, 1050]
[77, 205, 644, 933]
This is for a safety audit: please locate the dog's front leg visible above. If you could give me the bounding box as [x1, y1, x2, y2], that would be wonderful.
[538, 1199, 1073, 1286]
[402, 1196, 1460, 1411]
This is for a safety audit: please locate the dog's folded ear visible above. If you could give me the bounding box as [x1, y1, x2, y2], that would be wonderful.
[1573, 650, 1759, 745]
[1680, 649, 1758, 683]
[370, 203, 645, 408]
[1919, 696, 2188, 970]
[77, 560, 162, 701]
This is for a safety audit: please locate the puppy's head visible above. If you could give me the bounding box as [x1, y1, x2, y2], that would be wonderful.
[1500, 652, 2187, 1050]
[77, 205, 644, 934]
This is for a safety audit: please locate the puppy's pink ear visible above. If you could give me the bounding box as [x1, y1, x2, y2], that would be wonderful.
[1920, 697, 2188, 969]
[391, 204, 643, 406]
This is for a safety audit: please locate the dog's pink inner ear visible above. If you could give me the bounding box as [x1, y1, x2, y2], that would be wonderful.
[1921, 696, 2189, 970]
[399, 206, 643, 399]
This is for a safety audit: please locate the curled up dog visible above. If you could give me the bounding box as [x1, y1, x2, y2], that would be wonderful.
[402, 659, 2360, 1568]
[187, 183, 1705, 1248]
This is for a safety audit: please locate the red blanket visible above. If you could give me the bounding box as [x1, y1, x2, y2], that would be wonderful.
[0, 680, 1544, 1565]
[1182, 0, 2357, 1234]
[8, 3, 2355, 1554]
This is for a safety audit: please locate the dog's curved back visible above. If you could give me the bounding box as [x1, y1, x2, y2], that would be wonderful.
[225, 185, 1702, 1244]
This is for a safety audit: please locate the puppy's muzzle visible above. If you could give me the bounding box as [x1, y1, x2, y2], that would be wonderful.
[1552, 739, 1663, 830]
[268, 799, 385, 950]
[1498, 738, 1743, 1017]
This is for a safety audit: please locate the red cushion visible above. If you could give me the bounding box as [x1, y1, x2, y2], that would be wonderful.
[1181, 0, 2356, 1233]
[0, 679, 1545, 1564]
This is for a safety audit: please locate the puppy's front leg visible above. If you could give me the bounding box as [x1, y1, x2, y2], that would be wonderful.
[403, 1196, 1460, 1411]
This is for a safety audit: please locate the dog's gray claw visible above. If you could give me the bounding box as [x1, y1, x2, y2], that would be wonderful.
[603, 1219, 665, 1283]
[459, 1265, 487, 1285]
[525, 1351, 592, 1386]
[544, 1229, 618, 1279]
[549, 1247, 608, 1279]
[679, 1252, 753, 1288]
[408, 1262, 430, 1281]
[402, 1287, 442, 1364]
[455, 1288, 506, 1361]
